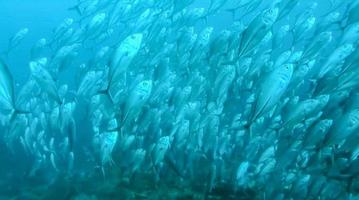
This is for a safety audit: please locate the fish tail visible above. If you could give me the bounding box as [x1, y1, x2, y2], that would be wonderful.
[98, 88, 114, 105]
[109, 157, 118, 168]
[196, 14, 208, 26]
[68, 5, 82, 15]
[68, 90, 79, 103]
[244, 122, 253, 139]
[9, 109, 31, 124]
[95, 165, 106, 180]
[203, 14, 209, 26]
[8, 108, 28, 124]
[248, 124, 253, 139]
[15, 108, 31, 115]
[149, 153, 160, 178]
[225, 8, 236, 20]
[9, 110, 17, 123]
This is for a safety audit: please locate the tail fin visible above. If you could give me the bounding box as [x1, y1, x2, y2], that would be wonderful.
[15, 108, 31, 115]
[68, 5, 82, 15]
[67, 90, 79, 103]
[201, 14, 209, 26]
[95, 165, 106, 180]
[98, 88, 114, 105]
[243, 122, 253, 139]
[9, 108, 31, 124]
[225, 8, 237, 20]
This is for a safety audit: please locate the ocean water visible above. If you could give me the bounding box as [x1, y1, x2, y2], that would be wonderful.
[0, 0, 358, 199]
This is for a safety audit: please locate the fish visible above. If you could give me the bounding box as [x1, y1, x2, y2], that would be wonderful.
[50, 153, 59, 171]
[30, 38, 47, 60]
[282, 95, 329, 128]
[77, 70, 105, 97]
[99, 130, 119, 174]
[303, 119, 333, 149]
[292, 15, 316, 43]
[67, 151, 75, 174]
[4, 28, 29, 56]
[251, 64, 293, 123]
[325, 109, 359, 145]
[225, 0, 263, 20]
[276, 0, 300, 21]
[83, 13, 107, 40]
[347, 2, 359, 26]
[301, 31, 332, 62]
[0, 60, 31, 123]
[272, 24, 290, 49]
[235, 161, 250, 187]
[151, 136, 171, 166]
[317, 43, 355, 79]
[108, 33, 143, 99]
[238, 7, 279, 57]
[0, 60, 15, 114]
[29, 59, 62, 104]
[1, 0, 359, 198]
[130, 148, 146, 175]
[51, 43, 81, 72]
[340, 22, 359, 44]
[65, 117, 77, 152]
[122, 80, 153, 125]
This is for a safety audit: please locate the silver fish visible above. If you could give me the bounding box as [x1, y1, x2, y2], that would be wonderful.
[251, 64, 293, 122]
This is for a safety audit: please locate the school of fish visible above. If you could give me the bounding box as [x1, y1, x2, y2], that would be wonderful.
[0, 0, 359, 199]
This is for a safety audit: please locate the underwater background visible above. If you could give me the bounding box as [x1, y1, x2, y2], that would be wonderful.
[0, 0, 358, 199]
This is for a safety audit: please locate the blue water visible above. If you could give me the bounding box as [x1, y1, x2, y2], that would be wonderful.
[0, 0, 358, 199]
[0, 0, 74, 85]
